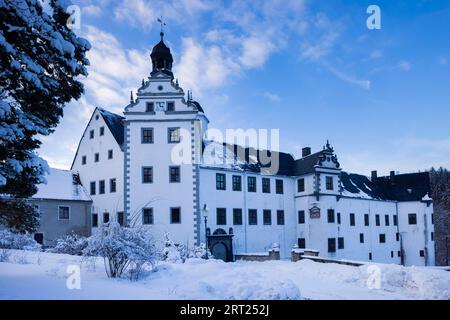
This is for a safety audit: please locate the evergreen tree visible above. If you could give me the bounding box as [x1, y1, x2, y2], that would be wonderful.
[0, 0, 90, 231]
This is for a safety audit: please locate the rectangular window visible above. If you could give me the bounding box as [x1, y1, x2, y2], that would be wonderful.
[275, 179, 284, 194]
[327, 209, 335, 223]
[359, 233, 364, 243]
[369, 252, 372, 260]
[233, 209, 242, 225]
[146, 102, 154, 112]
[117, 212, 124, 226]
[364, 214, 369, 226]
[82, 155, 86, 165]
[298, 210, 305, 224]
[90, 181, 96, 195]
[398, 251, 401, 257]
[297, 178, 305, 192]
[216, 208, 226, 225]
[385, 214, 390, 226]
[169, 166, 180, 183]
[168, 127, 180, 143]
[92, 213, 98, 227]
[277, 210, 285, 225]
[216, 173, 226, 190]
[108, 149, 113, 159]
[298, 238, 306, 249]
[103, 212, 109, 224]
[262, 178, 271, 193]
[337, 212, 341, 224]
[141, 128, 154, 143]
[350, 213, 355, 226]
[393, 215, 398, 226]
[142, 208, 153, 225]
[379, 234, 386, 243]
[142, 166, 153, 183]
[338, 237, 344, 249]
[328, 238, 336, 253]
[391, 251, 394, 258]
[171, 208, 181, 224]
[100, 126, 104, 136]
[431, 232, 434, 241]
[232, 175, 242, 191]
[248, 209, 257, 225]
[89, 129, 94, 139]
[431, 213, 434, 225]
[247, 176, 256, 192]
[263, 210, 272, 225]
[326, 176, 333, 190]
[94, 153, 99, 162]
[167, 101, 175, 112]
[110, 178, 116, 193]
[99, 180, 105, 194]
[58, 206, 70, 220]
[396, 232, 400, 241]
[375, 214, 380, 226]
[408, 213, 417, 225]
[419, 250, 425, 257]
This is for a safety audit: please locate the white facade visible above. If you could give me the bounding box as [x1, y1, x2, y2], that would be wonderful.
[70, 33, 435, 266]
[71, 108, 124, 227]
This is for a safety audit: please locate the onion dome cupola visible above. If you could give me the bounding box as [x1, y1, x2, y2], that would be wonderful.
[150, 32, 174, 78]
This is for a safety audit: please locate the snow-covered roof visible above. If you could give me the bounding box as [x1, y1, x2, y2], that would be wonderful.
[32, 168, 91, 201]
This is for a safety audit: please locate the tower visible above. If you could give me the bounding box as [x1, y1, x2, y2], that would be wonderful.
[123, 31, 208, 246]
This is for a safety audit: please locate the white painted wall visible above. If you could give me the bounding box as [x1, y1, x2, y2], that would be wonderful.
[398, 201, 435, 266]
[124, 74, 205, 247]
[198, 168, 297, 258]
[71, 108, 124, 227]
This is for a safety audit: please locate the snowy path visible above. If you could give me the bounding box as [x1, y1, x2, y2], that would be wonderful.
[0, 250, 449, 300]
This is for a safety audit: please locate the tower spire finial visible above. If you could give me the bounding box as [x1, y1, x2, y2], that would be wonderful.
[130, 90, 134, 103]
[157, 17, 166, 40]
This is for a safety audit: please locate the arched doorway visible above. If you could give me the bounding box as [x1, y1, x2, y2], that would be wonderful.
[211, 242, 227, 261]
[207, 228, 234, 262]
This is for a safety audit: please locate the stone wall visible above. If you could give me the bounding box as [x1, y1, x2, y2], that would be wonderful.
[235, 249, 280, 262]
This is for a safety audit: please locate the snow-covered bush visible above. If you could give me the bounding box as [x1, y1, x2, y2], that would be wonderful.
[162, 233, 188, 263]
[13, 251, 29, 264]
[0, 249, 10, 262]
[49, 233, 88, 256]
[187, 243, 211, 260]
[0, 229, 41, 251]
[83, 222, 159, 278]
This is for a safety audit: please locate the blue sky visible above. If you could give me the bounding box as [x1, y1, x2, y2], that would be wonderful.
[39, 0, 450, 176]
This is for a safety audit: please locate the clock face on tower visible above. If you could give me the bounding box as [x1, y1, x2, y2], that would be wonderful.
[156, 101, 166, 111]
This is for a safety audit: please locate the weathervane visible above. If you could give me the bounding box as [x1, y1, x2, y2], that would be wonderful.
[157, 16, 166, 39]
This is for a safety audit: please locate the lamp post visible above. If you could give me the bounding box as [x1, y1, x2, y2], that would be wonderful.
[203, 204, 209, 259]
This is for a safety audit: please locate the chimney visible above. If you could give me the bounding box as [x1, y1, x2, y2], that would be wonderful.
[371, 170, 377, 182]
[390, 171, 395, 180]
[302, 147, 311, 157]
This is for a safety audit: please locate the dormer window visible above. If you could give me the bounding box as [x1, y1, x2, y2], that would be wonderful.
[146, 102, 154, 112]
[167, 101, 175, 112]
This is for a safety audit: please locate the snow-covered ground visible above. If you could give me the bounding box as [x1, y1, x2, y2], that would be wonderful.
[0, 250, 449, 300]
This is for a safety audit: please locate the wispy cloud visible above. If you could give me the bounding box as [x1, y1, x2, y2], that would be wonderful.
[326, 64, 371, 89]
[261, 92, 282, 104]
[397, 60, 411, 71]
[438, 56, 448, 66]
[83, 5, 102, 17]
[81, 25, 150, 111]
[114, 0, 156, 30]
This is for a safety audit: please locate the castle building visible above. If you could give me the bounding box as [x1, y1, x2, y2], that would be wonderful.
[71, 32, 435, 266]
